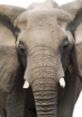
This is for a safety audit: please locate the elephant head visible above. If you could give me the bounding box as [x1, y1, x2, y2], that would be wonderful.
[0, 0, 82, 117]
[15, 1, 82, 116]
[14, 1, 74, 117]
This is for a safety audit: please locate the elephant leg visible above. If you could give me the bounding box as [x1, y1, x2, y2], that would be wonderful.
[58, 70, 82, 117]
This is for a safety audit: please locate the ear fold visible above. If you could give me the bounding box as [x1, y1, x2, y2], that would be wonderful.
[0, 5, 24, 22]
[14, 11, 28, 31]
[0, 23, 19, 92]
[61, 1, 82, 77]
[61, 1, 82, 19]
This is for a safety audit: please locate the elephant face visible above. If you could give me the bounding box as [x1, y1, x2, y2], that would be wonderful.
[14, 4, 74, 117]
[16, 9, 73, 82]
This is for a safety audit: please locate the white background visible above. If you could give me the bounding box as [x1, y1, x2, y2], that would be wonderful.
[0, 0, 75, 7]
[0, 0, 81, 117]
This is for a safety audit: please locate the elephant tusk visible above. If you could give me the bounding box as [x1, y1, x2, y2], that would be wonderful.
[23, 80, 29, 89]
[59, 78, 66, 88]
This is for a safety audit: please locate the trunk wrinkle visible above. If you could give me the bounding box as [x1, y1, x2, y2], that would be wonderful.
[29, 45, 55, 55]
[33, 84, 58, 117]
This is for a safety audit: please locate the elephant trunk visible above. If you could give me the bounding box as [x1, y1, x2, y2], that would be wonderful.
[24, 46, 65, 117]
[30, 65, 59, 117]
[32, 79, 58, 117]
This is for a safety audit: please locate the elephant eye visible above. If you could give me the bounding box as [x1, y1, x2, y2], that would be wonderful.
[62, 37, 69, 50]
[18, 41, 25, 51]
[18, 41, 27, 55]
[17, 41, 27, 68]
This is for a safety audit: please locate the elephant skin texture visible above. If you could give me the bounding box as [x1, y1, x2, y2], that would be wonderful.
[0, 0, 82, 117]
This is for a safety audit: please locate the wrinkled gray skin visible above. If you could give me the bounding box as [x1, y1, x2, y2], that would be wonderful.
[0, 7, 30, 117]
[0, 18, 18, 116]
[0, 0, 82, 117]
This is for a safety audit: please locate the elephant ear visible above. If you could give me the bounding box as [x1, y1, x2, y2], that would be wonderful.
[0, 5, 25, 21]
[61, 1, 82, 19]
[61, 1, 82, 77]
[0, 5, 25, 92]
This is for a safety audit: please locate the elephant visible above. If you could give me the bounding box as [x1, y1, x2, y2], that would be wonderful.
[14, 1, 82, 117]
[0, 0, 82, 117]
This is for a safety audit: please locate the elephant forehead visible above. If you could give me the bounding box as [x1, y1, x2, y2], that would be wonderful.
[16, 8, 68, 29]
[0, 23, 15, 46]
[17, 10, 66, 49]
[27, 10, 60, 27]
[22, 24, 65, 50]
